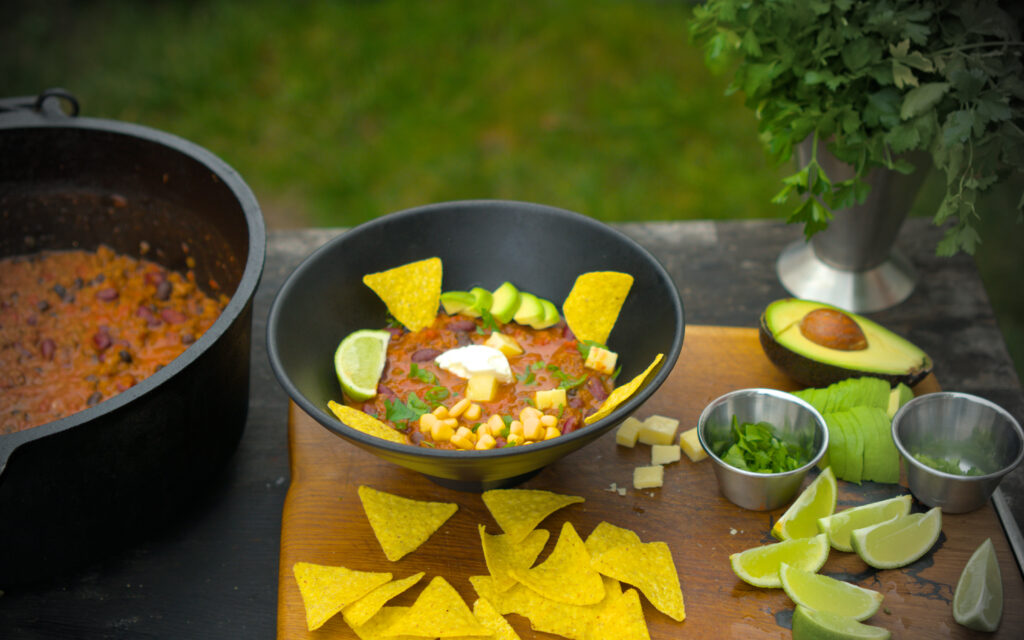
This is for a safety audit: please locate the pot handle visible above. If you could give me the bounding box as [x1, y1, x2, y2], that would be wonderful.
[0, 87, 79, 117]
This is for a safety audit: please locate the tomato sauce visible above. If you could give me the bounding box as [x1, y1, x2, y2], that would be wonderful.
[351, 313, 616, 449]
[0, 245, 228, 434]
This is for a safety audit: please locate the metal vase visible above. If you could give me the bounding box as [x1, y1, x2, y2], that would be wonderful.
[776, 139, 930, 312]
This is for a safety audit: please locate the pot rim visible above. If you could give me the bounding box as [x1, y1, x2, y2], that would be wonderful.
[0, 107, 266, 466]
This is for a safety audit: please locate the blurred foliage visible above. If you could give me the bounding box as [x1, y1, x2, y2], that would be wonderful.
[2, 0, 1021, 382]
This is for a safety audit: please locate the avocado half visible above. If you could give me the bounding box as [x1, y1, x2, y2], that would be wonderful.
[759, 298, 933, 388]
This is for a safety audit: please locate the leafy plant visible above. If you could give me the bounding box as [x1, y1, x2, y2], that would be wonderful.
[690, 0, 1024, 255]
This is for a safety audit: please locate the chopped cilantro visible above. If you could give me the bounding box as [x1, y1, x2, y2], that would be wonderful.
[408, 362, 438, 384]
[577, 339, 607, 360]
[913, 453, 985, 476]
[715, 416, 807, 474]
[385, 393, 430, 424]
[425, 386, 450, 404]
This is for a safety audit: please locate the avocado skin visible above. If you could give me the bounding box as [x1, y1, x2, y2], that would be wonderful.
[758, 314, 932, 388]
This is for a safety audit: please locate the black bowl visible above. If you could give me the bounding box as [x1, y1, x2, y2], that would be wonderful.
[267, 200, 684, 490]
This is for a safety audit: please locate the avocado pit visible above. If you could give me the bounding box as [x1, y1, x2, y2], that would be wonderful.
[799, 308, 868, 351]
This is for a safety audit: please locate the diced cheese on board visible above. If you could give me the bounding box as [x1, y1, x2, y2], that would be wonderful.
[615, 417, 643, 447]
[637, 415, 679, 445]
[651, 444, 681, 465]
[633, 465, 664, 489]
[679, 427, 707, 462]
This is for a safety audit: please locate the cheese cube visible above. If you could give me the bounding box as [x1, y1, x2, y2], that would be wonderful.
[679, 427, 708, 462]
[637, 415, 679, 445]
[633, 465, 664, 489]
[466, 373, 498, 402]
[484, 332, 523, 357]
[584, 346, 618, 375]
[534, 388, 567, 410]
[651, 444, 681, 465]
[615, 416, 644, 447]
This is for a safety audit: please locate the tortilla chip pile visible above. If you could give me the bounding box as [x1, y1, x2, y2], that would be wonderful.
[294, 486, 685, 639]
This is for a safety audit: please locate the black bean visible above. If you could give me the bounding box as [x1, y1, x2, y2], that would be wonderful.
[37, 300, 50, 312]
[118, 350, 132, 363]
[181, 333, 195, 345]
[52, 284, 66, 298]
[87, 391, 103, 406]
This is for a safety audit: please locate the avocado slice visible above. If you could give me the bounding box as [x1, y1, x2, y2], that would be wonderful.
[513, 291, 545, 326]
[440, 290, 476, 315]
[835, 410, 864, 484]
[822, 412, 847, 479]
[759, 298, 932, 388]
[530, 298, 561, 330]
[460, 287, 493, 318]
[489, 281, 521, 324]
[887, 382, 914, 419]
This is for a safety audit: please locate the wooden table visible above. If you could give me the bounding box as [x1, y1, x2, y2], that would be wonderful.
[2, 220, 1022, 639]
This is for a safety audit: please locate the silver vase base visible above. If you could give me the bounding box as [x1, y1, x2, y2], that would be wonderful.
[776, 239, 916, 313]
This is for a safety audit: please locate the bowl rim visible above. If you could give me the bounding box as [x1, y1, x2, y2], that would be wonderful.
[0, 113, 266, 463]
[266, 198, 685, 460]
[892, 391, 1024, 481]
[696, 387, 829, 479]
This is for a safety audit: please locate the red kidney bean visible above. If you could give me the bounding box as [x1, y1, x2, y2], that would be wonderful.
[40, 338, 56, 360]
[587, 377, 608, 401]
[136, 305, 162, 327]
[160, 308, 186, 324]
[446, 319, 477, 332]
[385, 327, 405, 339]
[411, 348, 442, 362]
[155, 280, 172, 301]
[377, 384, 397, 398]
[561, 414, 581, 434]
[92, 329, 112, 351]
[144, 270, 165, 286]
[95, 287, 119, 302]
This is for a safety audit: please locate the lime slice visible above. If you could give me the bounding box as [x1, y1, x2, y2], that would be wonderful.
[818, 495, 912, 552]
[334, 329, 391, 402]
[792, 605, 891, 640]
[773, 467, 837, 540]
[953, 538, 1002, 632]
[730, 533, 829, 588]
[780, 562, 883, 621]
[850, 507, 941, 570]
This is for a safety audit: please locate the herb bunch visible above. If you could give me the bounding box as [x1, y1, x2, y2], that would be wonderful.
[690, 0, 1024, 255]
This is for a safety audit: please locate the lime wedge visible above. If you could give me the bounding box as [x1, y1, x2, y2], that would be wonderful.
[792, 605, 891, 639]
[334, 329, 391, 402]
[818, 495, 912, 552]
[780, 562, 883, 621]
[953, 538, 1002, 632]
[773, 467, 837, 540]
[850, 507, 941, 570]
[730, 533, 829, 588]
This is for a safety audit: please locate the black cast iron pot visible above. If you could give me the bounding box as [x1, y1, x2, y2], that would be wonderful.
[268, 200, 684, 491]
[0, 91, 265, 586]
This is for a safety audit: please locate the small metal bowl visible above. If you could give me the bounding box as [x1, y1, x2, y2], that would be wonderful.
[892, 392, 1024, 513]
[698, 388, 829, 511]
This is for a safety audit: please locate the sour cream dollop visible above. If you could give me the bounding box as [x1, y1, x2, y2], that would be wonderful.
[434, 345, 514, 384]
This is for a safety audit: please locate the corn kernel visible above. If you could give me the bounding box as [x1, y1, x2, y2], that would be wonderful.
[523, 419, 544, 441]
[449, 397, 471, 418]
[464, 403, 482, 421]
[484, 332, 524, 357]
[544, 426, 561, 440]
[451, 426, 476, 449]
[432, 406, 450, 419]
[431, 420, 455, 442]
[584, 346, 618, 375]
[466, 374, 498, 402]
[486, 414, 505, 434]
[475, 422, 490, 437]
[535, 388, 567, 410]
[522, 412, 541, 433]
[540, 414, 558, 428]
[519, 406, 543, 422]
[419, 413, 440, 434]
[506, 433, 524, 446]
[476, 433, 497, 450]
[509, 420, 524, 437]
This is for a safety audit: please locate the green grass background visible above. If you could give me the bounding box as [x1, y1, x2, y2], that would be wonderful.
[3, 0, 1022, 380]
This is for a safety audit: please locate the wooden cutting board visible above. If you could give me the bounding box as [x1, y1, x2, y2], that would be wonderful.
[277, 325, 1024, 639]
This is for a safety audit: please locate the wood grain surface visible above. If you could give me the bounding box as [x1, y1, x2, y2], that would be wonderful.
[278, 325, 1024, 639]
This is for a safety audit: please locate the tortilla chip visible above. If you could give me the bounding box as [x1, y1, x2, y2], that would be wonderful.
[328, 401, 408, 444]
[584, 353, 664, 425]
[349, 606, 421, 640]
[384, 576, 491, 637]
[479, 525, 550, 592]
[586, 587, 651, 640]
[362, 257, 442, 332]
[590, 540, 685, 621]
[343, 572, 425, 629]
[292, 562, 392, 631]
[562, 271, 634, 345]
[358, 486, 458, 561]
[509, 521, 605, 606]
[584, 521, 643, 558]
[463, 598, 523, 640]
[481, 488, 584, 543]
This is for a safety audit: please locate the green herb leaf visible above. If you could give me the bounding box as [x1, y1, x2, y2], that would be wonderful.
[408, 362, 438, 385]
